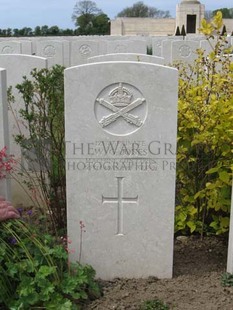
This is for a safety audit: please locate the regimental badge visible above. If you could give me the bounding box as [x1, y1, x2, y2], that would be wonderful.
[95, 82, 147, 136]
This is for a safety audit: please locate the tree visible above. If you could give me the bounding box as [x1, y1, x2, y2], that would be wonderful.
[212, 8, 233, 18]
[72, 0, 109, 35]
[92, 13, 110, 35]
[221, 24, 227, 36]
[48, 26, 61, 36]
[175, 26, 181, 36]
[181, 25, 186, 37]
[34, 26, 41, 36]
[117, 1, 171, 18]
[40, 25, 49, 36]
[72, 0, 101, 25]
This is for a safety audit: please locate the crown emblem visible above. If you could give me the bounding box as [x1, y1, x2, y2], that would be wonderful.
[109, 83, 132, 107]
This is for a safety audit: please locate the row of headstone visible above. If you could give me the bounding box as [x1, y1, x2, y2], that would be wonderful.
[0, 38, 148, 67]
[0, 36, 232, 67]
[0, 51, 232, 281]
[153, 37, 233, 64]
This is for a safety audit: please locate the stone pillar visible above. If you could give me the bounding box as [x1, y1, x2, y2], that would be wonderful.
[176, 0, 205, 34]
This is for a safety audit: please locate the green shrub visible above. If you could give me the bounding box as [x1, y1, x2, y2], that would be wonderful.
[0, 219, 100, 309]
[221, 273, 233, 287]
[175, 12, 233, 236]
[8, 65, 66, 234]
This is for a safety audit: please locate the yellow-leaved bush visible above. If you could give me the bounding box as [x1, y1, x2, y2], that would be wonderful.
[175, 12, 233, 236]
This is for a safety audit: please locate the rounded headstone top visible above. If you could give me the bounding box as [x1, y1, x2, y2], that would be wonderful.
[180, 0, 201, 4]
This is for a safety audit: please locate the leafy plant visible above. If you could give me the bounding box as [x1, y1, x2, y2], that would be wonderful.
[175, 12, 233, 236]
[0, 219, 100, 309]
[140, 299, 169, 310]
[8, 65, 66, 234]
[221, 273, 233, 287]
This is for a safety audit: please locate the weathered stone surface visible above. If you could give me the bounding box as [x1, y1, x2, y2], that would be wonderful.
[0, 55, 47, 204]
[65, 61, 178, 280]
[0, 41, 22, 54]
[172, 40, 199, 63]
[36, 40, 67, 67]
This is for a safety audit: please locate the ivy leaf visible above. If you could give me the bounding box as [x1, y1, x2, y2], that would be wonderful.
[219, 171, 230, 184]
[187, 221, 196, 233]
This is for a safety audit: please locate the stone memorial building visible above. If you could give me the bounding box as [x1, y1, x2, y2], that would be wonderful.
[111, 0, 233, 36]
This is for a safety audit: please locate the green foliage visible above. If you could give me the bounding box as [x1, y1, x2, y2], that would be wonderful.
[8, 65, 66, 234]
[117, 1, 171, 18]
[181, 25, 186, 36]
[0, 25, 76, 37]
[175, 26, 181, 36]
[221, 273, 233, 287]
[140, 299, 169, 310]
[0, 219, 100, 309]
[175, 12, 233, 236]
[76, 13, 110, 35]
[72, 0, 109, 35]
[212, 8, 233, 19]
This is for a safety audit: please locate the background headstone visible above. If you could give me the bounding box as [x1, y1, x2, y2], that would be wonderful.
[0, 41, 22, 54]
[65, 61, 178, 280]
[20, 40, 33, 55]
[88, 53, 165, 65]
[70, 40, 106, 66]
[0, 55, 47, 205]
[172, 40, 199, 64]
[162, 40, 172, 64]
[36, 40, 66, 67]
[106, 39, 147, 54]
[0, 68, 11, 200]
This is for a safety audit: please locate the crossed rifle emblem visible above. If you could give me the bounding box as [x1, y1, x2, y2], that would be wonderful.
[97, 97, 145, 128]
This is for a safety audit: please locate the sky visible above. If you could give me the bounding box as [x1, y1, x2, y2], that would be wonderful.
[0, 0, 232, 30]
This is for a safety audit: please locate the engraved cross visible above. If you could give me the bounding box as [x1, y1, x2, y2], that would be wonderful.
[102, 177, 138, 236]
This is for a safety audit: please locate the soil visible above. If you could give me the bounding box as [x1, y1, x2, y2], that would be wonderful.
[83, 236, 233, 310]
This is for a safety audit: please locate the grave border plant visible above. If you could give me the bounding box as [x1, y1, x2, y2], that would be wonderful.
[0, 218, 100, 309]
[175, 11, 233, 236]
[8, 65, 66, 235]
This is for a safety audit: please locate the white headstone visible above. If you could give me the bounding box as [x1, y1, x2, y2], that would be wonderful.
[36, 40, 66, 67]
[172, 40, 199, 64]
[162, 40, 172, 64]
[152, 37, 164, 57]
[200, 38, 220, 57]
[65, 61, 178, 280]
[0, 41, 22, 54]
[227, 182, 233, 273]
[88, 53, 165, 65]
[20, 40, 33, 55]
[0, 68, 11, 200]
[0, 55, 47, 204]
[106, 39, 147, 54]
[70, 40, 106, 66]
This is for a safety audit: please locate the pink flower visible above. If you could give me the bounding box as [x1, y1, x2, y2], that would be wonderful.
[0, 196, 20, 222]
[0, 147, 15, 179]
